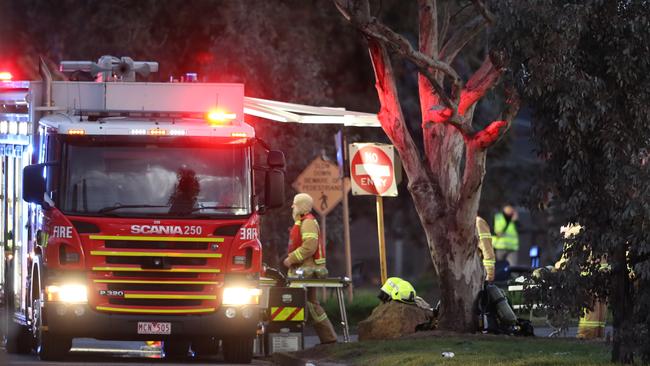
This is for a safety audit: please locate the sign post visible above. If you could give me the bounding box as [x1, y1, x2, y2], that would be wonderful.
[335, 131, 354, 300]
[349, 143, 398, 285]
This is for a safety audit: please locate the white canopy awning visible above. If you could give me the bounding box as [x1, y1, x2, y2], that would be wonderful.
[244, 97, 380, 127]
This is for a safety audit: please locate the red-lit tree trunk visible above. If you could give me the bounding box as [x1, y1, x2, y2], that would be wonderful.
[334, 0, 519, 331]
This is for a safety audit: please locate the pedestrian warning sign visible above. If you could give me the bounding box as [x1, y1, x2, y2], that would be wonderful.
[292, 157, 350, 216]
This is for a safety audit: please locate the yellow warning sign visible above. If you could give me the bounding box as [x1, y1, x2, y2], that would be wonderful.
[292, 157, 350, 216]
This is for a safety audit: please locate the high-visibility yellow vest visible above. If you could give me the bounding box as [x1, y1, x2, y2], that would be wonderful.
[492, 213, 519, 251]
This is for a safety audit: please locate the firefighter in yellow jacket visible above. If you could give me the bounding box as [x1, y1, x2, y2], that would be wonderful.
[557, 224, 607, 339]
[283, 193, 337, 344]
[476, 216, 496, 282]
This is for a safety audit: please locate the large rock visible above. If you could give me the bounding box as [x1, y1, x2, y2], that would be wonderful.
[358, 301, 433, 340]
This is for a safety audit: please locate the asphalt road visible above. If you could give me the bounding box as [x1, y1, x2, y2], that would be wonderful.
[2, 334, 350, 365]
[3, 338, 276, 365]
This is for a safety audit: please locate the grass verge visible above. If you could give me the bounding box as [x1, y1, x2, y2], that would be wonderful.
[292, 332, 613, 366]
[322, 288, 380, 327]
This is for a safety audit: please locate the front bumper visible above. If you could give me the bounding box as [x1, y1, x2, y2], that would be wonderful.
[43, 303, 259, 340]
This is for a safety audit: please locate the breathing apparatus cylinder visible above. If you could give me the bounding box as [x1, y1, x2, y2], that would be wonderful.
[486, 284, 517, 326]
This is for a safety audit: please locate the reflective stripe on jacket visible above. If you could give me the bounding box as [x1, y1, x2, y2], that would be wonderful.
[476, 216, 496, 282]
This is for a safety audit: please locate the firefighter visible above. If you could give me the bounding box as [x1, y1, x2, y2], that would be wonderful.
[282, 193, 337, 344]
[493, 204, 520, 264]
[476, 216, 496, 282]
[556, 224, 608, 340]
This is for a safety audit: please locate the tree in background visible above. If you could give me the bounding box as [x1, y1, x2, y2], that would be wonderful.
[333, 0, 520, 331]
[492, 1, 650, 363]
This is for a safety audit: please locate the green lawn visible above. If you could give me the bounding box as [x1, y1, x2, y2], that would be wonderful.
[292, 334, 613, 366]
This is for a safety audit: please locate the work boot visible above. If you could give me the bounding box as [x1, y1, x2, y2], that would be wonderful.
[313, 316, 338, 344]
[307, 301, 337, 344]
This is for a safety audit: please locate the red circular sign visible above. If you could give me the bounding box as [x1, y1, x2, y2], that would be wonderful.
[351, 146, 394, 195]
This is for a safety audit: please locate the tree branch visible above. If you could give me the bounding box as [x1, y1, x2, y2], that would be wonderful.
[371, 21, 461, 106]
[471, 0, 496, 25]
[458, 56, 503, 116]
[458, 142, 486, 224]
[460, 86, 519, 207]
[469, 85, 520, 149]
[367, 38, 428, 182]
[423, 105, 471, 135]
[332, 0, 370, 23]
[418, 0, 438, 59]
[334, 0, 462, 109]
[440, 15, 487, 63]
[439, 2, 450, 47]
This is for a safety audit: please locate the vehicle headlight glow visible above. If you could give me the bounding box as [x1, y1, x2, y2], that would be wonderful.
[222, 287, 261, 306]
[46, 284, 88, 303]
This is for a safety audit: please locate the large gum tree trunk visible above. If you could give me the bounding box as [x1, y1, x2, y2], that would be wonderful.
[334, 0, 518, 331]
[427, 219, 484, 330]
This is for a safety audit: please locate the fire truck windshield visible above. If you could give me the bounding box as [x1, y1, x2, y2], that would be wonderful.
[59, 138, 252, 218]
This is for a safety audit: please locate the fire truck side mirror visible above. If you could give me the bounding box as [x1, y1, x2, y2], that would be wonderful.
[267, 150, 286, 168]
[23, 164, 47, 206]
[264, 169, 285, 209]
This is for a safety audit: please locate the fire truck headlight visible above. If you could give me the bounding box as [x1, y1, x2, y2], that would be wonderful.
[222, 287, 261, 306]
[46, 284, 88, 303]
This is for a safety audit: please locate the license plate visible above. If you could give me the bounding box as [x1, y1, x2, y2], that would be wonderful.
[269, 333, 301, 352]
[137, 322, 171, 335]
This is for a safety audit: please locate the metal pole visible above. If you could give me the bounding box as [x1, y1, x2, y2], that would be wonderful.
[341, 177, 353, 301]
[336, 287, 350, 342]
[376, 195, 387, 285]
[320, 213, 327, 300]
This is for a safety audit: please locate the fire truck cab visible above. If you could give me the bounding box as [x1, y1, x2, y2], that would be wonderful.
[3, 56, 285, 363]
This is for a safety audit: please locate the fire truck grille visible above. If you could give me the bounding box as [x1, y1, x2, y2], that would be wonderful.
[105, 256, 208, 266]
[107, 283, 205, 292]
[110, 271, 200, 278]
[105, 241, 208, 250]
[88, 235, 224, 313]
[108, 298, 203, 307]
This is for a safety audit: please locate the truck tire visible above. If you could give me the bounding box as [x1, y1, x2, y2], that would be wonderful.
[163, 340, 190, 359]
[33, 300, 71, 361]
[222, 336, 254, 364]
[192, 337, 219, 357]
[37, 332, 72, 361]
[6, 322, 32, 354]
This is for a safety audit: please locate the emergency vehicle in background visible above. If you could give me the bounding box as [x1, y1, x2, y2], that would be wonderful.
[1, 56, 286, 363]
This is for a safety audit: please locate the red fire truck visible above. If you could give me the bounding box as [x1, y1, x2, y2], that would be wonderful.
[2, 56, 286, 363]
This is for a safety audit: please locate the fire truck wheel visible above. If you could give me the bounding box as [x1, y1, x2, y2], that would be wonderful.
[192, 337, 219, 357]
[222, 336, 254, 364]
[5, 322, 32, 354]
[33, 299, 71, 361]
[163, 340, 190, 359]
[37, 332, 72, 361]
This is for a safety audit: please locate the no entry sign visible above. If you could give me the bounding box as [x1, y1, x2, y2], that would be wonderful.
[349, 143, 398, 197]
